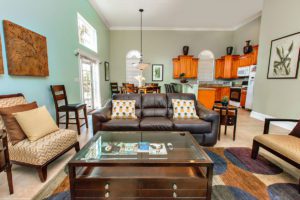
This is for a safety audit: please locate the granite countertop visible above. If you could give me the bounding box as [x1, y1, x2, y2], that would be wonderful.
[198, 87, 216, 91]
[199, 84, 231, 88]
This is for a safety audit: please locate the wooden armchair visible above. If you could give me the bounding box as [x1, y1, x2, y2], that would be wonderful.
[0, 94, 80, 182]
[251, 118, 300, 192]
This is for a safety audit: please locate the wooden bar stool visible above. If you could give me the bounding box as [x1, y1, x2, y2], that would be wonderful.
[0, 130, 13, 194]
[50, 85, 88, 135]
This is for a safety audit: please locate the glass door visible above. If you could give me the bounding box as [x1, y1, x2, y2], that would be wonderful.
[79, 56, 101, 112]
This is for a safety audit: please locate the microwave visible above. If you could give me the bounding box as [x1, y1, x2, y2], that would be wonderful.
[237, 66, 250, 77]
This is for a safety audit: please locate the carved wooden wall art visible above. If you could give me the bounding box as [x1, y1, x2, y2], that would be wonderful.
[3, 20, 49, 76]
[0, 35, 3, 74]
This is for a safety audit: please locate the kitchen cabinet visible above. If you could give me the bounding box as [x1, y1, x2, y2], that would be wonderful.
[203, 87, 230, 102]
[215, 55, 239, 79]
[240, 89, 247, 108]
[239, 45, 259, 67]
[198, 88, 216, 109]
[173, 56, 198, 79]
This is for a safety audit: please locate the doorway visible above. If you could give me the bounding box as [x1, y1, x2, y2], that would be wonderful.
[79, 56, 101, 112]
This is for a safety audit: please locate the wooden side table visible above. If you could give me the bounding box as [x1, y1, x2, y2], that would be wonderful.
[0, 129, 13, 194]
[213, 103, 238, 141]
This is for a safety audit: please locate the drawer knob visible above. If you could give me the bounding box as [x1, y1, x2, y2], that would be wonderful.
[105, 192, 110, 198]
[173, 184, 178, 190]
[173, 192, 177, 198]
[105, 183, 109, 190]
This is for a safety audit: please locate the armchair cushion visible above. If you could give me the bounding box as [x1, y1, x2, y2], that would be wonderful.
[8, 129, 77, 165]
[254, 134, 300, 164]
[289, 121, 300, 138]
[173, 119, 211, 134]
[0, 102, 38, 145]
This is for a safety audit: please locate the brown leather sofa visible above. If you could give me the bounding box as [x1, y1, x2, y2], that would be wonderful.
[92, 93, 220, 146]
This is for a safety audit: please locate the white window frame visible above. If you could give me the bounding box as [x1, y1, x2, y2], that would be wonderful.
[77, 13, 98, 53]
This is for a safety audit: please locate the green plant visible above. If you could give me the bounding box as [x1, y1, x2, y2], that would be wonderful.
[221, 96, 229, 103]
[179, 73, 185, 78]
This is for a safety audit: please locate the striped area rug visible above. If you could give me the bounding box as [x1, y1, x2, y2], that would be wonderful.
[46, 147, 299, 200]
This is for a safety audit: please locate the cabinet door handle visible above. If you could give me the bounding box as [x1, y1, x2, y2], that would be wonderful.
[173, 192, 177, 198]
[105, 192, 110, 198]
[173, 184, 178, 190]
[105, 183, 109, 190]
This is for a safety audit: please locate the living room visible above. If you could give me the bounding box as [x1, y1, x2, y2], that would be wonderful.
[0, 0, 299, 199]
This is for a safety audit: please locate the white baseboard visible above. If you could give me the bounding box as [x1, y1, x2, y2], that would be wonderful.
[250, 111, 296, 131]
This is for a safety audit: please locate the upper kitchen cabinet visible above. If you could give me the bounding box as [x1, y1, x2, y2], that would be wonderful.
[173, 55, 198, 79]
[215, 45, 259, 79]
[239, 45, 259, 67]
[215, 55, 239, 79]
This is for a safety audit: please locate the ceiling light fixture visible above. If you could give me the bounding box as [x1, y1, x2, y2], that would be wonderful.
[137, 9, 150, 71]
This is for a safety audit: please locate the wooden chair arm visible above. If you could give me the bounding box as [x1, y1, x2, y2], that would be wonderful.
[263, 118, 298, 134]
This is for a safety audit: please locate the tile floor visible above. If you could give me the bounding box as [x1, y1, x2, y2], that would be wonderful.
[0, 109, 298, 200]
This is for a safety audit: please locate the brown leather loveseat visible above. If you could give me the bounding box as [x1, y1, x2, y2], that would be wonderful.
[92, 93, 220, 146]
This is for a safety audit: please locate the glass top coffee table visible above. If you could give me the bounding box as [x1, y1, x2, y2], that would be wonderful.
[68, 131, 214, 200]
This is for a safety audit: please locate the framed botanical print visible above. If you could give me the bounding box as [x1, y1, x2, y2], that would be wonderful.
[267, 32, 300, 79]
[104, 61, 110, 81]
[152, 64, 163, 81]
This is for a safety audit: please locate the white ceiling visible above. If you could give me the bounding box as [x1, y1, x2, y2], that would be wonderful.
[90, 0, 263, 31]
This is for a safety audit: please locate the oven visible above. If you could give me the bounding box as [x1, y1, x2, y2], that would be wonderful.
[230, 87, 242, 102]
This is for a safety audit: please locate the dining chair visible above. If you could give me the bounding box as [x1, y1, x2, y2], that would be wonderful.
[110, 82, 120, 95]
[124, 84, 136, 94]
[50, 85, 88, 135]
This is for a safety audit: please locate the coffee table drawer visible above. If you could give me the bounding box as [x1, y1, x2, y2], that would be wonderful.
[141, 179, 207, 190]
[139, 189, 207, 198]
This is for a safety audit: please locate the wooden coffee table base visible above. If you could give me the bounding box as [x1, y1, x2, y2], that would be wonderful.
[69, 166, 213, 200]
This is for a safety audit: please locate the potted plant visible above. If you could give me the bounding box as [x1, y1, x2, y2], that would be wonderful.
[180, 73, 188, 83]
[221, 96, 229, 107]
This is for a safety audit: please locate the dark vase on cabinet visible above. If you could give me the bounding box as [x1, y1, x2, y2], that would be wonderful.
[243, 40, 253, 54]
[226, 46, 233, 55]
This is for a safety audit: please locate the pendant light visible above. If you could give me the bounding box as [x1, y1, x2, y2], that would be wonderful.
[137, 9, 150, 70]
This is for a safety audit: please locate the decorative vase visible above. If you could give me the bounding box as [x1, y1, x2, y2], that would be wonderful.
[243, 40, 253, 54]
[183, 46, 189, 55]
[226, 46, 233, 55]
[221, 102, 228, 107]
[180, 79, 188, 83]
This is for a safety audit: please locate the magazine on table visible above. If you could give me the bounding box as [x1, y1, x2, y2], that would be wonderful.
[101, 142, 138, 155]
[101, 142, 168, 155]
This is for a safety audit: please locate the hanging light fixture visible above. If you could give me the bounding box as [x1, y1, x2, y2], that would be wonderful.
[137, 9, 150, 70]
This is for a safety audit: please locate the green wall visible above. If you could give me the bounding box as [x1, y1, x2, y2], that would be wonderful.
[0, 0, 110, 115]
[233, 17, 261, 54]
[110, 30, 234, 90]
[253, 0, 300, 118]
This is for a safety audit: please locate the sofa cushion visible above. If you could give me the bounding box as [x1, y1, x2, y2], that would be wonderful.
[111, 100, 137, 119]
[142, 94, 167, 117]
[0, 102, 38, 145]
[167, 93, 197, 118]
[289, 121, 300, 138]
[8, 129, 78, 165]
[254, 134, 300, 164]
[113, 94, 142, 118]
[140, 117, 173, 131]
[102, 119, 140, 131]
[171, 99, 199, 119]
[173, 119, 212, 134]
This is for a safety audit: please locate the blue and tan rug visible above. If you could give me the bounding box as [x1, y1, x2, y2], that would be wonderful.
[46, 147, 299, 200]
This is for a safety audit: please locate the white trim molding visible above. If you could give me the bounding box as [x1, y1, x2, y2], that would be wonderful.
[250, 111, 297, 131]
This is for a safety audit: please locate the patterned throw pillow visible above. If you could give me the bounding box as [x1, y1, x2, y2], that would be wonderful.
[111, 100, 137, 119]
[172, 99, 199, 119]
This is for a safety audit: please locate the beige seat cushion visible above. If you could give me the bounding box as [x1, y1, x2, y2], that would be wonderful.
[254, 134, 300, 164]
[14, 106, 59, 141]
[8, 129, 77, 165]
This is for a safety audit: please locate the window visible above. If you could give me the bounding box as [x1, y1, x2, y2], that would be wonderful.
[77, 13, 98, 53]
[126, 50, 141, 85]
[198, 50, 215, 81]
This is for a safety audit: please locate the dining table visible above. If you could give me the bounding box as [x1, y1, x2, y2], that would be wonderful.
[119, 85, 161, 94]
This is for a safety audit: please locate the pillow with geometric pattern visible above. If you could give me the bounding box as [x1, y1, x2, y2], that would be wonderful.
[172, 99, 199, 119]
[111, 100, 137, 119]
